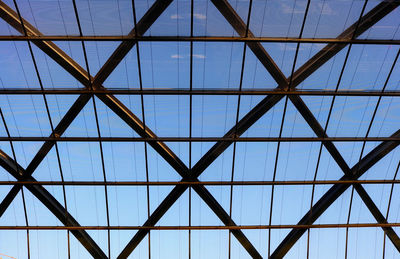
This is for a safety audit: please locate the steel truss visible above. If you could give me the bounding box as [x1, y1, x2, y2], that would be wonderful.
[0, 0, 399, 258]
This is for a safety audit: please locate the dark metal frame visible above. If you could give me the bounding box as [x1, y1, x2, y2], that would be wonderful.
[0, 0, 399, 258]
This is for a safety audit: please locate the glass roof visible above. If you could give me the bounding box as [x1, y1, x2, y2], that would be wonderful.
[0, 0, 400, 258]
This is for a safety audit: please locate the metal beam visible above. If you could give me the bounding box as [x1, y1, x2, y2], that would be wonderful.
[0, 150, 108, 259]
[0, 35, 399, 45]
[2, 136, 400, 142]
[4, 88, 400, 96]
[270, 128, 400, 258]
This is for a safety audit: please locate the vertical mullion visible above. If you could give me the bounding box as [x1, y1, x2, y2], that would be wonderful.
[229, 1, 253, 257]
[131, 1, 151, 257]
[189, 0, 194, 257]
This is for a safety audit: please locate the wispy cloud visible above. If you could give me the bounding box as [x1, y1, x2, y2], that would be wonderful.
[171, 54, 184, 59]
[193, 54, 205, 59]
[170, 14, 183, 19]
[193, 13, 206, 20]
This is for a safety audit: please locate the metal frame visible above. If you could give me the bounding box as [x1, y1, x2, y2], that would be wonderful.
[0, 0, 399, 258]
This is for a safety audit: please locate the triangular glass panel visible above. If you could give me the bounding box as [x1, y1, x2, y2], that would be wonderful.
[149, 185, 176, 215]
[193, 42, 243, 89]
[85, 41, 122, 77]
[144, 0, 190, 36]
[0, 185, 25, 225]
[242, 45, 279, 89]
[111, 230, 148, 259]
[238, 95, 284, 137]
[103, 45, 140, 89]
[146, 144, 183, 181]
[197, 143, 233, 181]
[231, 229, 267, 259]
[190, 187, 224, 226]
[24, 185, 64, 226]
[193, 0, 239, 37]
[296, 45, 349, 90]
[283, 97, 319, 137]
[0, 5, 20, 35]
[284, 231, 308, 259]
[360, 144, 400, 181]
[315, 146, 347, 181]
[190, 141, 216, 168]
[11, 141, 45, 169]
[33, 146, 62, 181]
[262, 43, 297, 78]
[358, 3, 400, 40]
[30, 43, 86, 89]
[62, 96, 97, 137]
[94, 96, 142, 137]
[314, 185, 352, 224]
[69, 230, 108, 259]
[157, 188, 189, 226]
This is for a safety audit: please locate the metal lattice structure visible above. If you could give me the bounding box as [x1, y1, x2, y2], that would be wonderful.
[0, 0, 400, 258]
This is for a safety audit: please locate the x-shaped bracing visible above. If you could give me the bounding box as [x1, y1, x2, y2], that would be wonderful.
[0, 0, 399, 258]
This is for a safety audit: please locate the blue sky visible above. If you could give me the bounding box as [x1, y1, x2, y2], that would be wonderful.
[0, 0, 400, 258]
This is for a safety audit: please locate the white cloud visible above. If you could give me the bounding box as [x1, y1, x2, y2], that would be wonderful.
[170, 14, 183, 19]
[171, 54, 184, 59]
[193, 13, 206, 20]
[193, 54, 205, 59]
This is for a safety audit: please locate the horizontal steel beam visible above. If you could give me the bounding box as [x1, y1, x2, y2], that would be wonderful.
[1, 88, 400, 96]
[0, 35, 398, 45]
[0, 179, 399, 186]
[0, 136, 399, 142]
[1, 223, 400, 230]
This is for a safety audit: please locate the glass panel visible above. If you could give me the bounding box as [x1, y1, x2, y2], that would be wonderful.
[193, 42, 244, 89]
[249, 0, 307, 38]
[76, 0, 134, 36]
[12, 0, 79, 35]
[29, 230, 68, 259]
[302, 0, 365, 38]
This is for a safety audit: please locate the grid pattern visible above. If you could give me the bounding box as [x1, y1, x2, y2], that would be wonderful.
[0, 0, 400, 258]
